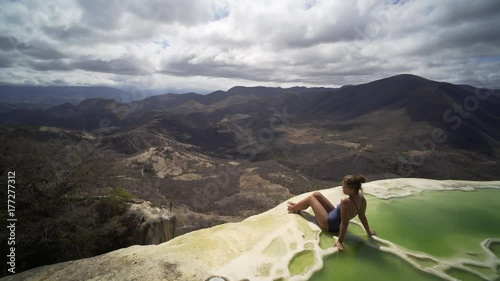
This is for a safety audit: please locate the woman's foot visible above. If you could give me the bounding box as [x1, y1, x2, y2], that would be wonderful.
[287, 202, 300, 214]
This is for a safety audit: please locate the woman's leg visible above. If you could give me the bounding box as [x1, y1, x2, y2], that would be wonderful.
[288, 195, 329, 230]
[312, 191, 336, 213]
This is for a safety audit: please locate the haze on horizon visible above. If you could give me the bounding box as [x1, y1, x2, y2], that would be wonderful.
[0, 0, 499, 92]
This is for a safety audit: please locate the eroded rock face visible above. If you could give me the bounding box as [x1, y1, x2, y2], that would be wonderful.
[128, 201, 176, 245]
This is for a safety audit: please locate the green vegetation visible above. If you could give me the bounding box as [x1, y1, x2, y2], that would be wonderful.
[0, 132, 139, 277]
[111, 186, 134, 200]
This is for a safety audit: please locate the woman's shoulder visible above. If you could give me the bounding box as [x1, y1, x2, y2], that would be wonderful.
[340, 197, 352, 204]
[341, 195, 365, 205]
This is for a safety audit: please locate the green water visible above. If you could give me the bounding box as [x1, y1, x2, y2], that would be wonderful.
[289, 250, 316, 276]
[366, 189, 500, 258]
[310, 239, 443, 281]
[310, 189, 500, 281]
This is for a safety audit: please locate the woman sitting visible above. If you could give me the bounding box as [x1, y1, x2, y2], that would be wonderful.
[287, 175, 376, 250]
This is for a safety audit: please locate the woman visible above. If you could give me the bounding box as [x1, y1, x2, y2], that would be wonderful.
[287, 175, 376, 251]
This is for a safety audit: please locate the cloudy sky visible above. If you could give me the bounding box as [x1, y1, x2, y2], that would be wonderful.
[1, 0, 499, 92]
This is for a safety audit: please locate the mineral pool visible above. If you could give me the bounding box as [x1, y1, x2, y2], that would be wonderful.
[309, 188, 500, 281]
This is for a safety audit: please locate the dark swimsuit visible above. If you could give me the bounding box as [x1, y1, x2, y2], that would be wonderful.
[327, 196, 362, 232]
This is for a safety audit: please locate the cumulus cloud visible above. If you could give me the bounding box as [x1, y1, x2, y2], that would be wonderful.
[0, 0, 499, 90]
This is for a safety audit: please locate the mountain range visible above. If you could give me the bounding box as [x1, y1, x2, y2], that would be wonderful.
[2, 74, 499, 180]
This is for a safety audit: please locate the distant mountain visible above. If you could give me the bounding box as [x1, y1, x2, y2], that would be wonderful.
[0, 84, 330, 112]
[288, 74, 500, 150]
[131, 86, 333, 112]
[0, 85, 136, 109]
[0, 102, 22, 113]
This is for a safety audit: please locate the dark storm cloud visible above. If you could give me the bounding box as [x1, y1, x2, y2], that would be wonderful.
[30, 60, 72, 72]
[0, 36, 16, 51]
[0, 54, 14, 68]
[72, 57, 153, 76]
[393, 1, 500, 58]
[18, 43, 66, 60]
[429, 1, 500, 28]
[42, 25, 94, 42]
[0, 37, 66, 60]
[160, 59, 278, 82]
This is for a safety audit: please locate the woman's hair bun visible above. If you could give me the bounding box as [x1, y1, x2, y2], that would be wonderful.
[356, 175, 366, 183]
[343, 174, 366, 191]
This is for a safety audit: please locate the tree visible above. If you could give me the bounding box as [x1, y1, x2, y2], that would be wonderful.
[168, 197, 176, 212]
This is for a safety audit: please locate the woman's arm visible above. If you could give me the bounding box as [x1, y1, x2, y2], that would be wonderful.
[358, 198, 376, 236]
[335, 199, 351, 251]
[359, 215, 376, 236]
